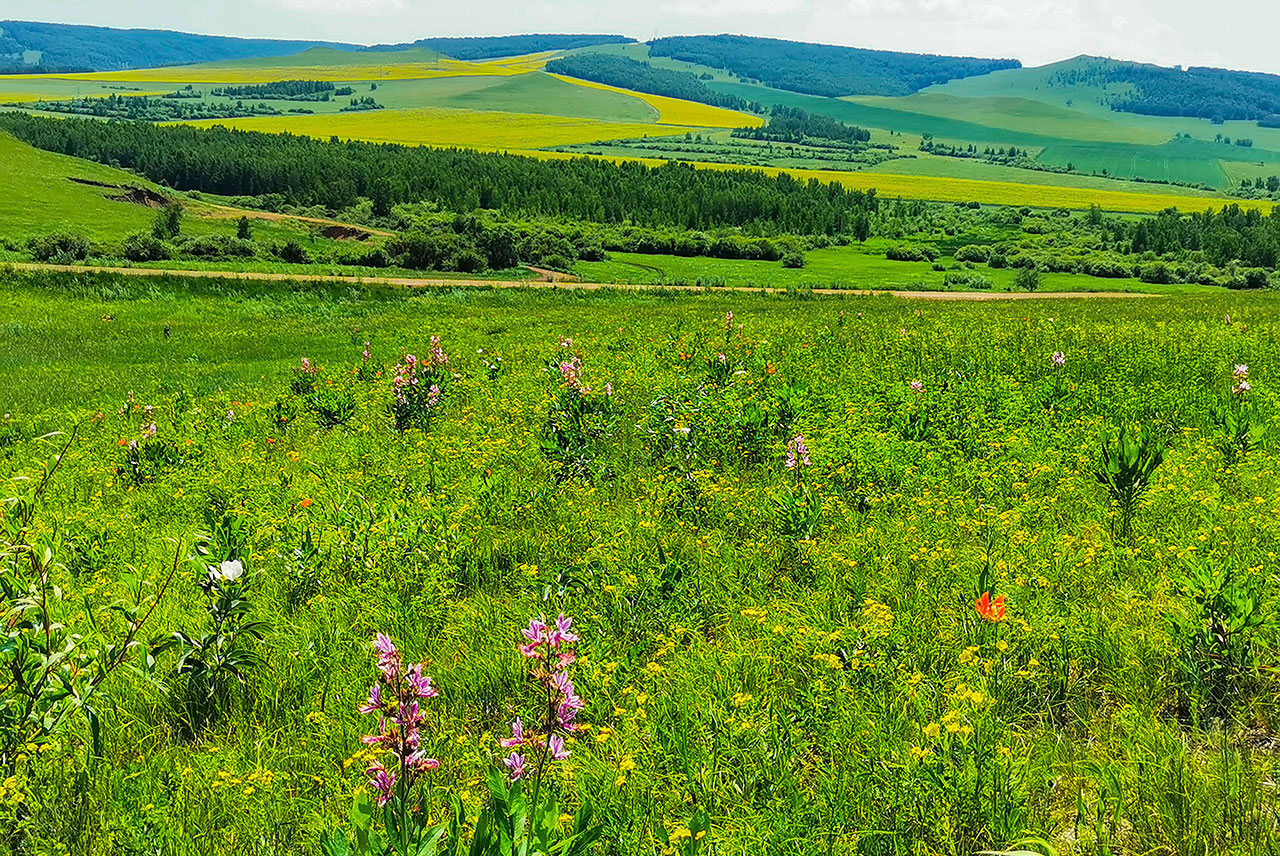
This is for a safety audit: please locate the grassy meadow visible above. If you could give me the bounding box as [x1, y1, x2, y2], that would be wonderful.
[574, 247, 1212, 294]
[1, 270, 1279, 856]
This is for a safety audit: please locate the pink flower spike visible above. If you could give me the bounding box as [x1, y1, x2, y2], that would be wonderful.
[367, 763, 396, 807]
[357, 683, 382, 714]
[550, 734, 570, 760]
[554, 614, 579, 644]
[374, 634, 398, 658]
[504, 752, 527, 781]
[406, 665, 438, 699]
[500, 718, 526, 748]
[408, 750, 439, 772]
[522, 617, 547, 644]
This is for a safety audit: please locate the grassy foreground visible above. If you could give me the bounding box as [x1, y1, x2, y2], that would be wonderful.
[1, 271, 1280, 855]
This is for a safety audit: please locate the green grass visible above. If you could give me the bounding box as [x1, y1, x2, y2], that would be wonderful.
[710, 74, 1280, 192]
[1, 270, 1279, 856]
[861, 152, 1223, 196]
[576, 246, 1210, 294]
[850, 92, 1167, 144]
[1034, 138, 1273, 187]
[440, 72, 657, 121]
[0, 133, 326, 246]
[0, 132, 165, 241]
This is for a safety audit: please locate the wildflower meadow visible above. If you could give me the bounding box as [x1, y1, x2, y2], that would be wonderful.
[1, 271, 1279, 855]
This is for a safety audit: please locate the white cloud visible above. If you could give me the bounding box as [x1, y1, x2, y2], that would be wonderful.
[252, 0, 405, 16]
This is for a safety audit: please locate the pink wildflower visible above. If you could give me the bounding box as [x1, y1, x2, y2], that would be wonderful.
[1052, 351, 1066, 367]
[367, 762, 396, 807]
[500, 718, 525, 748]
[785, 434, 811, 470]
[909, 380, 924, 394]
[504, 753, 527, 780]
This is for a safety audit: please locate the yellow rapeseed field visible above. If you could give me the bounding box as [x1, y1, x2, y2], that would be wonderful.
[484, 51, 560, 72]
[546, 73, 762, 129]
[178, 107, 697, 150]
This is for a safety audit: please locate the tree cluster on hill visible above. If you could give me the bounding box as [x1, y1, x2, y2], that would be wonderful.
[732, 105, 871, 145]
[647, 34, 1020, 97]
[544, 52, 751, 111]
[0, 19, 359, 73]
[410, 34, 632, 61]
[1050, 58, 1280, 122]
[0, 112, 880, 236]
[13, 94, 297, 120]
[338, 96, 383, 112]
[210, 80, 343, 101]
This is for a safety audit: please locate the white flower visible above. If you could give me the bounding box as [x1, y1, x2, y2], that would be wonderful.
[209, 559, 244, 584]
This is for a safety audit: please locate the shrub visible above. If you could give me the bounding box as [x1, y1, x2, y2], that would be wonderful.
[29, 232, 90, 263]
[176, 234, 258, 260]
[1014, 267, 1041, 292]
[954, 244, 991, 263]
[454, 249, 489, 274]
[944, 271, 993, 290]
[151, 203, 183, 240]
[886, 244, 940, 262]
[122, 232, 171, 262]
[333, 243, 392, 268]
[274, 239, 310, 264]
[781, 252, 806, 269]
[1138, 262, 1175, 284]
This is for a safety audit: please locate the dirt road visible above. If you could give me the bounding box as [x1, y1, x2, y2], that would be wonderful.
[3, 262, 1158, 300]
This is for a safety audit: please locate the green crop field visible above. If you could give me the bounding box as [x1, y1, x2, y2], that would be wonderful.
[574, 246, 1212, 295]
[2, 269, 1279, 855]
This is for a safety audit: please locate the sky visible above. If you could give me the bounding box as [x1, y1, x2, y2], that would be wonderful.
[3, 0, 1279, 74]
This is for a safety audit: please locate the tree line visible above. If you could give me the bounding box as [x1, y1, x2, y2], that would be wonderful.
[544, 52, 752, 112]
[210, 80, 354, 101]
[733, 105, 872, 145]
[647, 35, 1020, 98]
[0, 112, 881, 236]
[1051, 59, 1280, 122]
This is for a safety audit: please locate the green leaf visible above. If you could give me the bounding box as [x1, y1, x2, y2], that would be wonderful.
[351, 791, 376, 854]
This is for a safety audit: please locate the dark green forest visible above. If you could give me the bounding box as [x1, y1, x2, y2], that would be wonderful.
[647, 34, 1021, 97]
[733, 105, 872, 145]
[1051, 59, 1280, 122]
[544, 52, 751, 111]
[0, 112, 880, 235]
[0, 19, 357, 73]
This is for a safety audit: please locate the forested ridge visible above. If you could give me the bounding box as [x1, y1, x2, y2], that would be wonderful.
[544, 53, 752, 111]
[0, 20, 358, 73]
[0, 113, 879, 235]
[647, 34, 1020, 97]
[1051, 58, 1280, 122]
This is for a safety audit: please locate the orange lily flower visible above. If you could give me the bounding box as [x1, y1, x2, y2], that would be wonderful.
[975, 591, 1006, 623]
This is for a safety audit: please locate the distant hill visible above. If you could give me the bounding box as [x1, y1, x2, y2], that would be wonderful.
[545, 52, 750, 112]
[412, 35, 633, 60]
[0, 20, 362, 73]
[647, 34, 1021, 97]
[1048, 57, 1280, 122]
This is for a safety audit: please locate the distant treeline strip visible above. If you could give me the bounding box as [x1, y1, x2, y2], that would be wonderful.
[0, 112, 880, 235]
[410, 34, 632, 60]
[544, 53, 752, 112]
[647, 34, 1020, 98]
